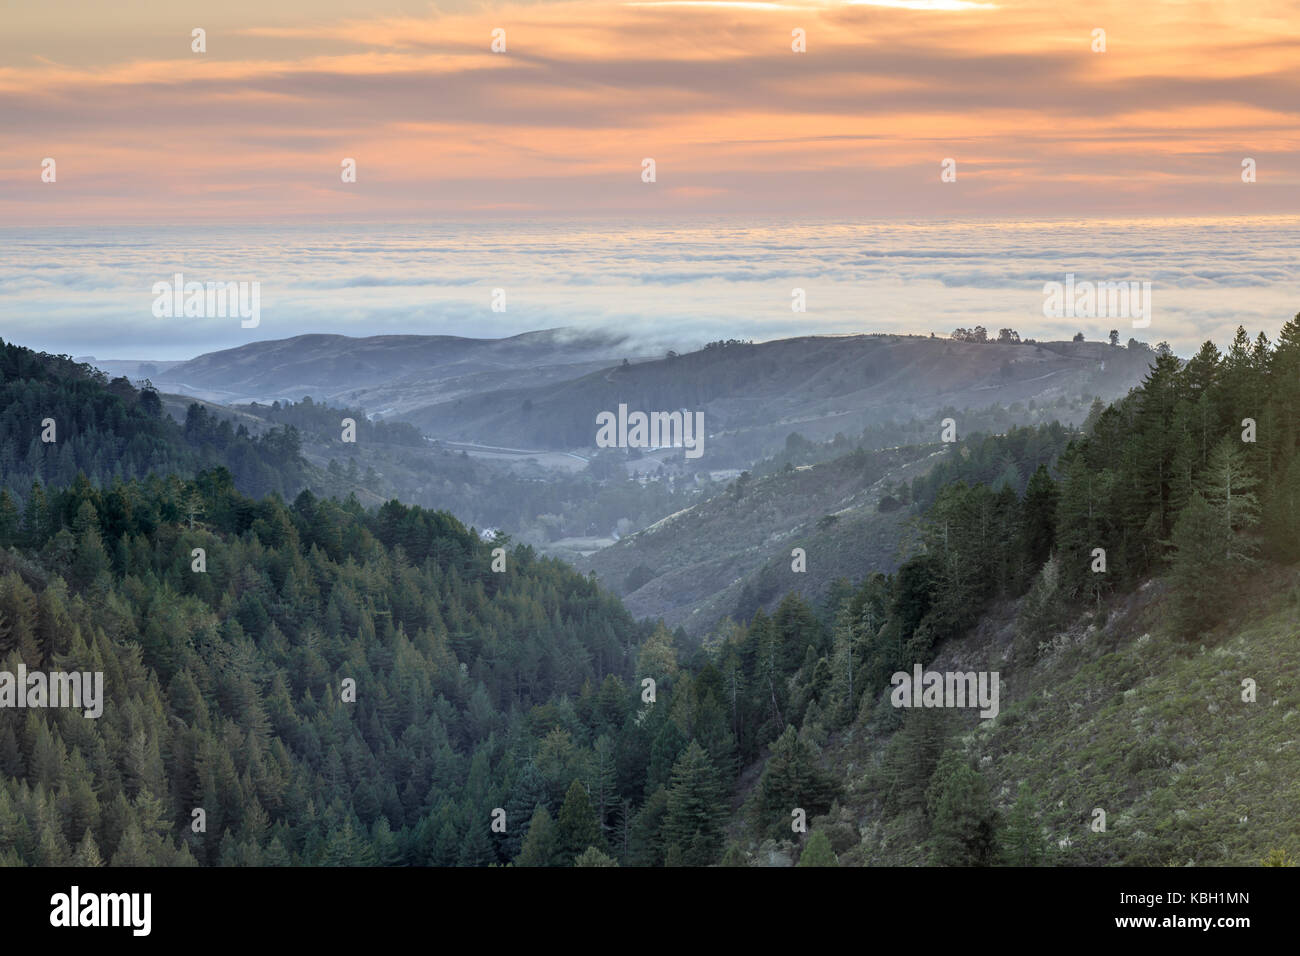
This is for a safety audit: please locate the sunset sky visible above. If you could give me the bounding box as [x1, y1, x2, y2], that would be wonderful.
[3, 0, 1298, 221]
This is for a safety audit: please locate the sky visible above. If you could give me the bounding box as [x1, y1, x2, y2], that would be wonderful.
[2, 0, 1298, 221]
[1, 1, 1297, 359]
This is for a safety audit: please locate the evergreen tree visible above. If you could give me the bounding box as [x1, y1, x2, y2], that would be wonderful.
[1001, 783, 1045, 866]
[503, 761, 549, 861]
[515, 806, 558, 867]
[1166, 491, 1224, 637]
[574, 846, 618, 867]
[797, 830, 839, 867]
[72, 828, 104, 867]
[662, 741, 725, 866]
[1200, 437, 1260, 564]
[645, 718, 687, 797]
[719, 842, 749, 867]
[881, 708, 949, 817]
[1013, 556, 1065, 663]
[1267, 449, 1300, 561]
[926, 749, 999, 866]
[457, 808, 498, 867]
[586, 734, 620, 836]
[0, 490, 18, 547]
[754, 726, 840, 840]
[1020, 464, 1058, 571]
[555, 779, 603, 865]
[628, 787, 669, 867]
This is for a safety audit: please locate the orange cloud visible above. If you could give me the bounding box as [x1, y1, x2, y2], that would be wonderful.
[0, 0, 1296, 221]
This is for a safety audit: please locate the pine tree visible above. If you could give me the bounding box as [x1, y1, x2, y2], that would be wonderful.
[719, 842, 749, 867]
[926, 748, 999, 866]
[0, 490, 19, 547]
[457, 811, 497, 867]
[503, 761, 549, 861]
[797, 830, 839, 867]
[555, 779, 603, 865]
[1133, 350, 1184, 538]
[586, 734, 620, 836]
[515, 805, 558, 867]
[1267, 449, 1300, 561]
[645, 718, 687, 797]
[38, 821, 69, 866]
[1182, 340, 1222, 399]
[110, 822, 151, 867]
[29, 717, 67, 791]
[1001, 783, 1045, 866]
[72, 828, 104, 866]
[1166, 491, 1224, 637]
[574, 846, 618, 867]
[1166, 410, 1199, 519]
[1200, 437, 1260, 565]
[662, 740, 725, 866]
[609, 798, 633, 863]
[1020, 464, 1058, 570]
[1270, 314, 1300, 437]
[323, 817, 367, 866]
[371, 818, 402, 866]
[628, 786, 669, 866]
[1054, 451, 1104, 599]
[828, 606, 859, 727]
[636, 623, 679, 683]
[22, 481, 48, 549]
[1221, 325, 1257, 426]
[264, 836, 292, 866]
[754, 726, 840, 840]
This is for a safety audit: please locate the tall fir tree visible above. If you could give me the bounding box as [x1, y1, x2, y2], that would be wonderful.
[926, 748, 999, 866]
[555, 779, 603, 865]
[662, 740, 726, 866]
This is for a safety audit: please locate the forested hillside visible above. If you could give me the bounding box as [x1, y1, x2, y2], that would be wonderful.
[1, 317, 1298, 867]
[703, 318, 1300, 865]
[0, 339, 308, 500]
[0, 470, 648, 865]
[230, 397, 686, 551]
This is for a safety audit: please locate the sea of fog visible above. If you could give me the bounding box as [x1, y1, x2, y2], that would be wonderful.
[1, 216, 1296, 361]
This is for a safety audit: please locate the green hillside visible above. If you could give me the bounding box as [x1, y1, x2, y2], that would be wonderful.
[1, 317, 1298, 867]
[0, 338, 309, 500]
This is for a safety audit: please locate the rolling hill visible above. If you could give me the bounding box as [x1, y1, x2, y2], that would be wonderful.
[574, 444, 941, 634]
[144, 328, 651, 414]
[404, 334, 1156, 465]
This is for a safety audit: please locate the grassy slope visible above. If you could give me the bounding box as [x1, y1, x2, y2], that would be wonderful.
[577, 445, 939, 634]
[985, 569, 1300, 867]
[751, 566, 1300, 866]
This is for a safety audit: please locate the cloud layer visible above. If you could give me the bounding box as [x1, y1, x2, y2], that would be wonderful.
[2, 0, 1298, 220]
[4, 216, 1297, 359]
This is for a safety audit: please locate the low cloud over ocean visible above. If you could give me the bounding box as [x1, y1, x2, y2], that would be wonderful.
[3, 216, 1297, 360]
